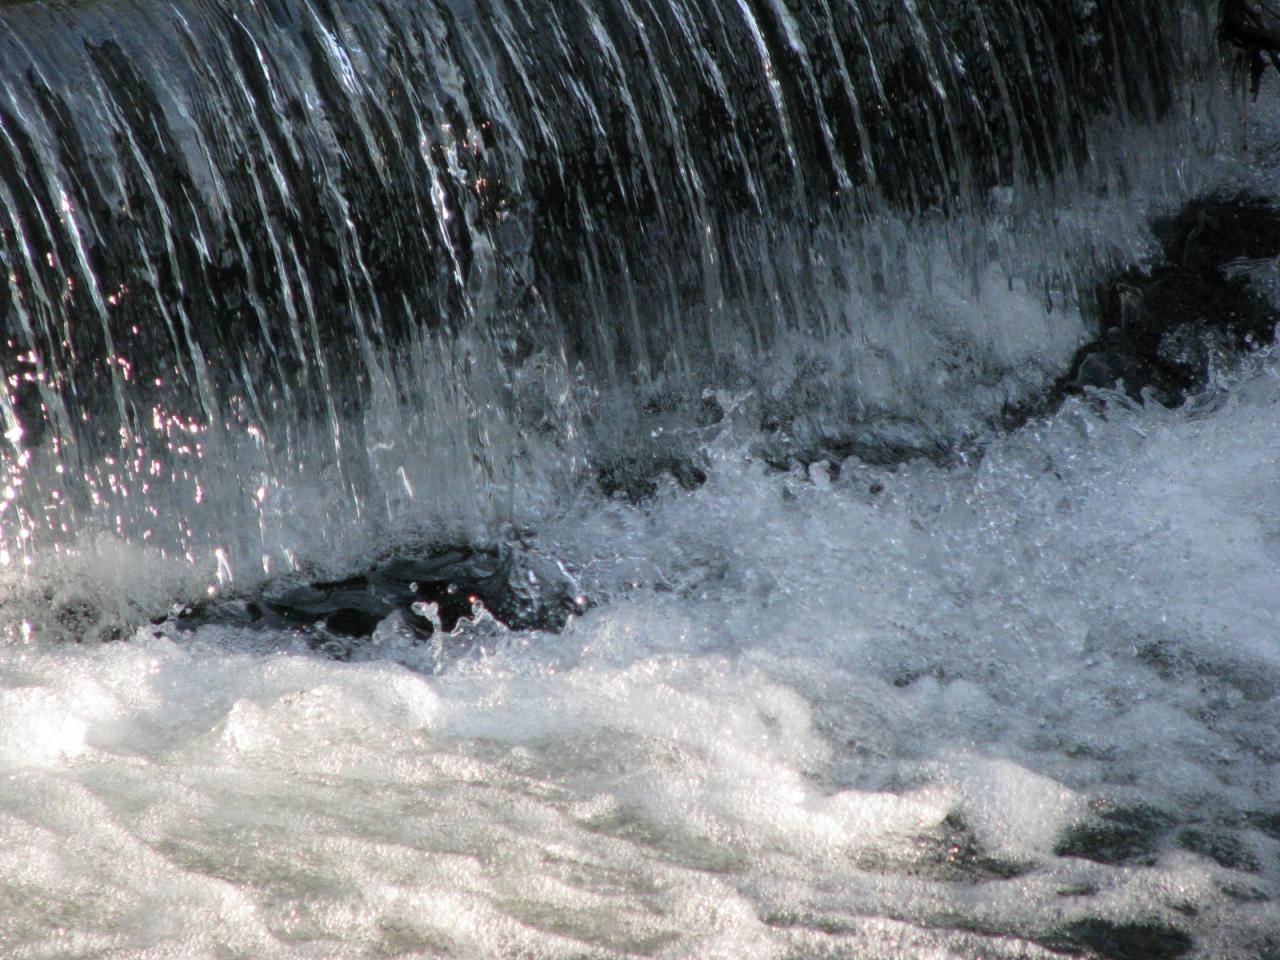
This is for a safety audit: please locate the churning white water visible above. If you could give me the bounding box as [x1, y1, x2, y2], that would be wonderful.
[2, 346, 1279, 958]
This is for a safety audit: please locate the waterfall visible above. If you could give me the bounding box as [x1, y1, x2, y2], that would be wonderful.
[7, 7, 1280, 957]
[0, 0, 1223, 578]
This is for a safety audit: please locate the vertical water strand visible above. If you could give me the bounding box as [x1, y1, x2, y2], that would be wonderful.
[540, 0, 658, 379]
[0, 44, 120, 553]
[730, 0, 807, 210]
[967, 3, 1029, 192]
[811, 0, 882, 206]
[202, 10, 316, 408]
[85, 39, 213, 462]
[903, 0, 984, 299]
[836, 0, 938, 305]
[191, 6, 327, 564]
[666, 0, 768, 218]
[575, 0, 667, 376]
[623, 0, 729, 362]
[763, 0, 855, 196]
[673, 0, 800, 354]
[174, 10, 290, 409]
[299, 0, 405, 530]
[0, 80, 78, 462]
[1005, 0, 1081, 191]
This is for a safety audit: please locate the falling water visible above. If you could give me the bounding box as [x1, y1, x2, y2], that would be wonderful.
[0, 0, 1224, 578]
[6, 4, 1280, 958]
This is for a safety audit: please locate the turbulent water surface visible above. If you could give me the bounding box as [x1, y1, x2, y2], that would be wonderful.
[2, 0, 1280, 957]
[5, 351, 1280, 959]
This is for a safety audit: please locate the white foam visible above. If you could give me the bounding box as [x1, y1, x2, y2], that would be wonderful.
[0, 354, 1278, 956]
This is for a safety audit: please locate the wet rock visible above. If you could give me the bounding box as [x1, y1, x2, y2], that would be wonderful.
[725, 193, 1280, 483]
[1042, 919, 1193, 960]
[169, 542, 582, 657]
[1065, 193, 1280, 404]
[887, 812, 1035, 882]
[597, 448, 708, 503]
[755, 417, 954, 476]
[48, 596, 128, 644]
[1134, 635, 1280, 702]
[1219, 880, 1271, 903]
[1055, 882, 1101, 898]
[752, 196, 1280, 479]
[1152, 194, 1280, 268]
[1249, 810, 1280, 840]
[1070, 348, 1152, 394]
[55, 597, 102, 636]
[1220, 0, 1280, 98]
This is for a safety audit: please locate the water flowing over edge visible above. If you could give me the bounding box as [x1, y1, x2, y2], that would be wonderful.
[0, 0, 1230, 585]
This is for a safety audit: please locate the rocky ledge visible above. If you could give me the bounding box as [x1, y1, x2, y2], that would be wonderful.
[752, 191, 1280, 475]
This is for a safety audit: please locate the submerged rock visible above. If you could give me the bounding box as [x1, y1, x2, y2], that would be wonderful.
[1176, 826, 1262, 873]
[1041, 919, 1194, 960]
[168, 542, 583, 658]
[597, 451, 708, 503]
[1056, 796, 1268, 878]
[1221, 0, 1280, 97]
[1054, 799, 1176, 866]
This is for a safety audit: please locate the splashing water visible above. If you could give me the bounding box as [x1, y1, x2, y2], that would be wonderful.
[2, 1, 1279, 957]
[0, 0, 1228, 576]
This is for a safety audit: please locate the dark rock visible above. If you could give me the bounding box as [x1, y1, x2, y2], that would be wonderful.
[1219, 880, 1270, 903]
[1220, 1, 1280, 98]
[666, 456, 709, 491]
[1134, 636, 1280, 701]
[698, 394, 726, 426]
[751, 196, 1280, 480]
[1069, 348, 1159, 396]
[1042, 919, 1193, 960]
[1151, 194, 1280, 267]
[1249, 810, 1280, 840]
[1056, 882, 1101, 898]
[170, 542, 583, 657]
[55, 597, 101, 635]
[897, 812, 1036, 882]
[597, 451, 708, 503]
[1065, 193, 1280, 405]
[51, 596, 126, 643]
[755, 417, 954, 476]
[891, 665, 947, 688]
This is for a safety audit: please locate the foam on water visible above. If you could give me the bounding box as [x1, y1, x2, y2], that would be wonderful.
[1, 346, 1278, 958]
[2, 22, 1279, 960]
